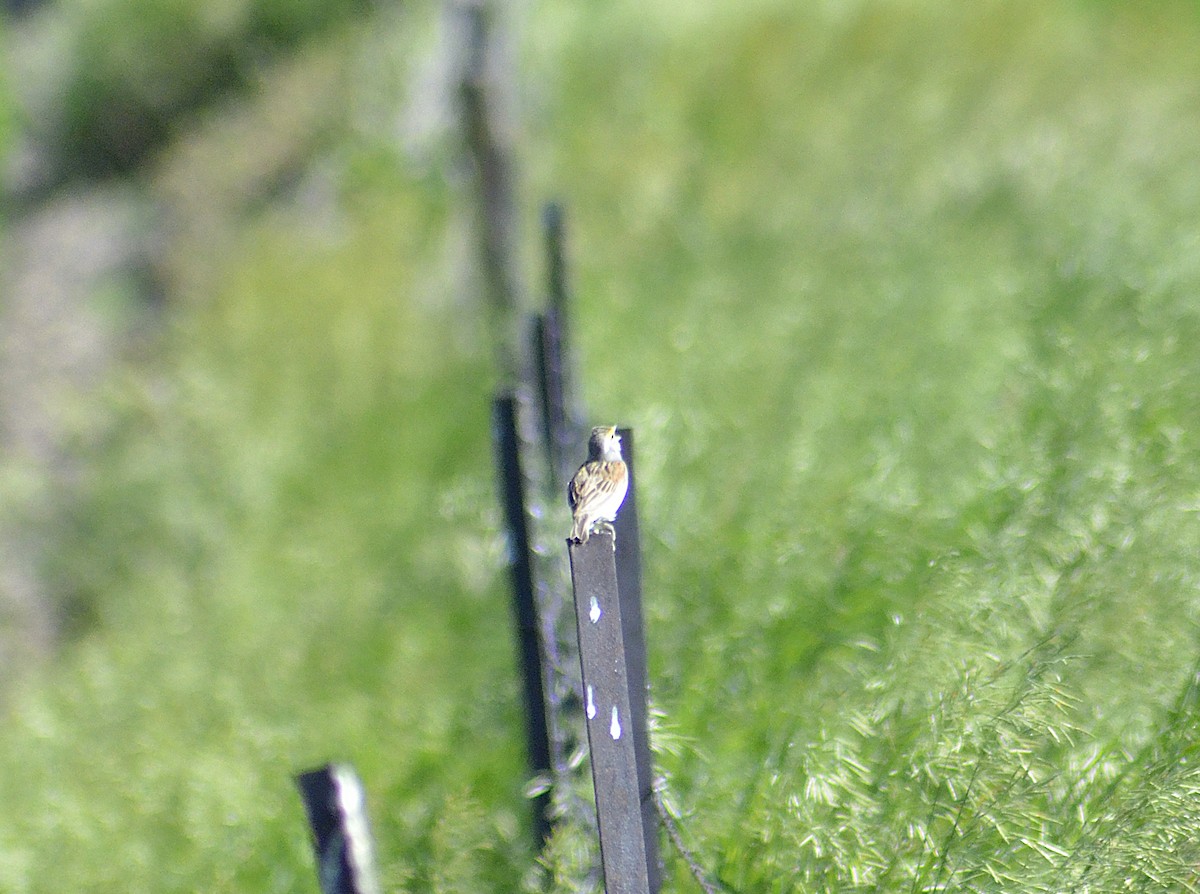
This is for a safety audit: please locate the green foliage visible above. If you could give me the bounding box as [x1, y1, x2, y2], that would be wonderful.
[0, 40, 10, 159]
[4, 0, 1200, 891]
[526, 0, 1200, 888]
[46, 0, 369, 176]
[0, 180, 532, 891]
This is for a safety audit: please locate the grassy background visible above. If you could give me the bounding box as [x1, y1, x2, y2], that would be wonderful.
[4, 0, 1200, 891]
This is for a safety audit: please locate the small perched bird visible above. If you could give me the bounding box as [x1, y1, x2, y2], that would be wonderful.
[568, 426, 629, 544]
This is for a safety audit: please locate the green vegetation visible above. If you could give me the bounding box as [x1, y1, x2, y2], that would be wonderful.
[0, 15, 13, 179]
[24, 0, 370, 177]
[5, 0, 1200, 891]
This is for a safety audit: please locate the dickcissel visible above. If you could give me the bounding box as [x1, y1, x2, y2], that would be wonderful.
[567, 426, 629, 543]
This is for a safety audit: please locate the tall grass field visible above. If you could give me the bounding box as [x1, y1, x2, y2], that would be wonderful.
[3, 0, 1200, 891]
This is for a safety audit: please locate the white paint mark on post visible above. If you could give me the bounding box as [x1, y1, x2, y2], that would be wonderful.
[330, 764, 383, 894]
[589, 595, 602, 623]
[586, 684, 596, 719]
[610, 705, 622, 740]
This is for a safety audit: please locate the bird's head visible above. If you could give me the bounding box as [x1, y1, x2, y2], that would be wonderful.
[588, 425, 622, 462]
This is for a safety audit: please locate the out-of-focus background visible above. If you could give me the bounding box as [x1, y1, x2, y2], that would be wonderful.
[4, 0, 1200, 890]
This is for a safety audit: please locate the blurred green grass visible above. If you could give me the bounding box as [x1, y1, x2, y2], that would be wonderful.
[5, 0, 1200, 891]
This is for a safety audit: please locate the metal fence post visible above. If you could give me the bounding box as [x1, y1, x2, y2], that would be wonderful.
[569, 531, 652, 894]
[295, 764, 382, 894]
[493, 393, 554, 845]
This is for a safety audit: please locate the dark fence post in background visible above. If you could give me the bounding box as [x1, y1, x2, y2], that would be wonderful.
[544, 202, 569, 320]
[493, 393, 554, 846]
[458, 0, 524, 385]
[535, 202, 578, 488]
[295, 764, 382, 894]
[569, 531, 652, 894]
[533, 313, 565, 488]
[612, 428, 661, 892]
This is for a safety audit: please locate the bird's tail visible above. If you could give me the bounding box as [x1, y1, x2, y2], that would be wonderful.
[570, 515, 591, 543]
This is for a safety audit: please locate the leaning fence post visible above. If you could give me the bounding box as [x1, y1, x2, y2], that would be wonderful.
[493, 392, 555, 846]
[295, 763, 382, 894]
[569, 531, 652, 894]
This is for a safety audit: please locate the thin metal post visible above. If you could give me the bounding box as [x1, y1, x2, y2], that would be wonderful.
[569, 531, 652, 894]
[536, 202, 580, 488]
[534, 310, 576, 489]
[458, 0, 523, 384]
[544, 201, 569, 321]
[493, 393, 554, 845]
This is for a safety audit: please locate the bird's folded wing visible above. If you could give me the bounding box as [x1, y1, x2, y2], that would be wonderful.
[569, 461, 627, 510]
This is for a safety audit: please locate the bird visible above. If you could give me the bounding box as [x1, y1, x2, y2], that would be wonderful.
[567, 425, 629, 544]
